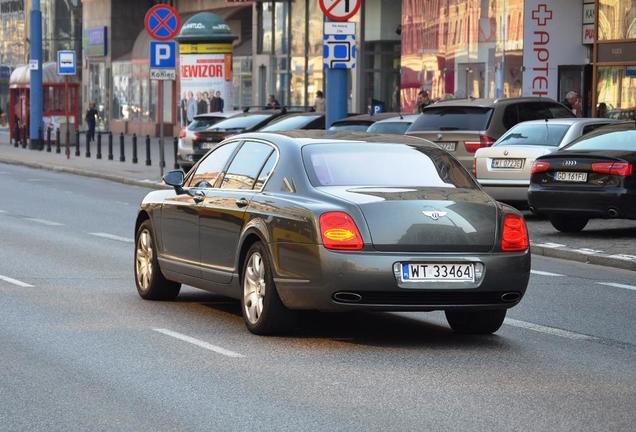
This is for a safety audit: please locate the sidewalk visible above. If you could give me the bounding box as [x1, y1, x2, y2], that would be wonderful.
[1, 128, 634, 271]
[0, 128, 174, 188]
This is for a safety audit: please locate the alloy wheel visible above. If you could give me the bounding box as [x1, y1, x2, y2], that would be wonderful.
[243, 252, 266, 325]
[136, 229, 153, 291]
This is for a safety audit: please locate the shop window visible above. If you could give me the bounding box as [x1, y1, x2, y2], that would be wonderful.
[598, 0, 636, 40]
[597, 66, 636, 120]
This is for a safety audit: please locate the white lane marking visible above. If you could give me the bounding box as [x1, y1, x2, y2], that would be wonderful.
[25, 217, 64, 226]
[89, 232, 134, 243]
[571, 248, 604, 255]
[0, 274, 34, 288]
[530, 270, 564, 277]
[504, 318, 597, 341]
[153, 328, 245, 358]
[597, 282, 636, 292]
[607, 254, 636, 262]
[26, 178, 45, 182]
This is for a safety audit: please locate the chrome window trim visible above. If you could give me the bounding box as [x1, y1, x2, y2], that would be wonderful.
[184, 139, 244, 189]
[211, 138, 280, 194]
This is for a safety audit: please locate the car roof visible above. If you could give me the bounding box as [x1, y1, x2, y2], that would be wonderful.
[425, 97, 560, 109]
[233, 130, 438, 148]
[333, 112, 404, 123]
[373, 114, 420, 124]
[509, 118, 631, 126]
[193, 111, 241, 120]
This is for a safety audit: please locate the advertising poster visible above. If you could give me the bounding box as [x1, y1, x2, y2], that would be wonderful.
[179, 52, 233, 125]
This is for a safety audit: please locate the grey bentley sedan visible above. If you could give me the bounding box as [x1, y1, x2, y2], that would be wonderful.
[134, 131, 530, 335]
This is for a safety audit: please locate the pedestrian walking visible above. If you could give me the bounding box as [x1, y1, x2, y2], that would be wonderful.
[562, 91, 582, 118]
[314, 90, 325, 113]
[85, 102, 98, 143]
[266, 94, 281, 109]
[416, 90, 432, 113]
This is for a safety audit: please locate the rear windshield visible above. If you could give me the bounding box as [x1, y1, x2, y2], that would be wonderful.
[303, 143, 477, 189]
[260, 114, 322, 131]
[188, 117, 225, 130]
[495, 124, 570, 147]
[366, 121, 412, 134]
[408, 106, 494, 132]
[563, 129, 636, 152]
[329, 121, 372, 132]
[210, 114, 270, 131]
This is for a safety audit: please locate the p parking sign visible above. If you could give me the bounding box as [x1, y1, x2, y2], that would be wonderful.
[150, 41, 176, 80]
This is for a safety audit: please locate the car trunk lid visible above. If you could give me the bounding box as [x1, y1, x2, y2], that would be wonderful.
[476, 145, 553, 181]
[319, 186, 498, 252]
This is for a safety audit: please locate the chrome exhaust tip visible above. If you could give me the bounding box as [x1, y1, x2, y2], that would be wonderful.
[501, 292, 521, 303]
[608, 208, 619, 218]
[333, 292, 362, 303]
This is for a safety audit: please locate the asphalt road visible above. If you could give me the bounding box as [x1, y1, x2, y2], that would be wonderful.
[0, 163, 635, 432]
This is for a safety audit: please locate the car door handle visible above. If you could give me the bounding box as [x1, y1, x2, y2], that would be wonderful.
[235, 198, 249, 208]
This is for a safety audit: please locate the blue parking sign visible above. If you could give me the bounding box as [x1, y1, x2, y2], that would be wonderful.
[150, 41, 176, 69]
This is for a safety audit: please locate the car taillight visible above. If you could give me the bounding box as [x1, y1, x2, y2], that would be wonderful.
[591, 162, 633, 177]
[179, 128, 186, 139]
[319, 212, 363, 250]
[464, 135, 496, 153]
[531, 161, 550, 175]
[501, 214, 529, 252]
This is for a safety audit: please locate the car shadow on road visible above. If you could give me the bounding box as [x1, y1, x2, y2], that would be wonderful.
[175, 291, 513, 350]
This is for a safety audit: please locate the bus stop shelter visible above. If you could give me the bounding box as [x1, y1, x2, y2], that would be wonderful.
[9, 62, 80, 142]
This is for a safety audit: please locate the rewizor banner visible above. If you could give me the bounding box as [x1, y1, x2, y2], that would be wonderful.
[178, 49, 233, 125]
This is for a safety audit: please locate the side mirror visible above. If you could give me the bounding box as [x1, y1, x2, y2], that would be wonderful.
[163, 170, 185, 194]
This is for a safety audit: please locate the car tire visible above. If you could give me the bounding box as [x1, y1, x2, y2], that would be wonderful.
[548, 214, 589, 233]
[241, 242, 296, 335]
[445, 309, 507, 334]
[135, 220, 181, 300]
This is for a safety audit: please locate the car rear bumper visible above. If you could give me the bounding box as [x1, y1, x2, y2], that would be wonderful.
[272, 243, 531, 312]
[528, 186, 636, 218]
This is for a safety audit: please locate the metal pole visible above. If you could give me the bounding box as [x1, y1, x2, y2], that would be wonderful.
[132, 133, 138, 164]
[75, 129, 80, 156]
[22, 126, 27, 148]
[119, 132, 125, 162]
[14, 119, 19, 147]
[108, 131, 113, 160]
[325, 17, 349, 128]
[85, 129, 91, 157]
[55, 127, 61, 153]
[29, 0, 43, 150]
[173, 136, 179, 169]
[65, 124, 70, 158]
[158, 81, 165, 177]
[46, 126, 51, 152]
[145, 134, 151, 166]
[96, 132, 102, 159]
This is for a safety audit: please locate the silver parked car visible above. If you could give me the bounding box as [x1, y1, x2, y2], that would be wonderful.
[474, 118, 628, 203]
[366, 114, 420, 135]
[177, 111, 241, 170]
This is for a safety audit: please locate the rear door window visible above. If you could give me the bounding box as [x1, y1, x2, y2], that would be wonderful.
[517, 102, 552, 122]
[502, 105, 519, 130]
[303, 143, 477, 189]
[495, 124, 570, 147]
[563, 129, 636, 151]
[408, 106, 494, 132]
[221, 141, 275, 190]
[545, 102, 576, 118]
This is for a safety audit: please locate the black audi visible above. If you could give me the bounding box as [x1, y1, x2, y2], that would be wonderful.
[528, 123, 636, 232]
[134, 132, 530, 335]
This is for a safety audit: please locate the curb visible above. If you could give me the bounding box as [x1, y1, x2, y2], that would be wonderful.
[531, 244, 636, 272]
[0, 155, 167, 190]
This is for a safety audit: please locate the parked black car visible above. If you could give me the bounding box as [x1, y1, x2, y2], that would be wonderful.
[134, 131, 530, 335]
[329, 113, 401, 131]
[189, 110, 289, 165]
[528, 123, 636, 232]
